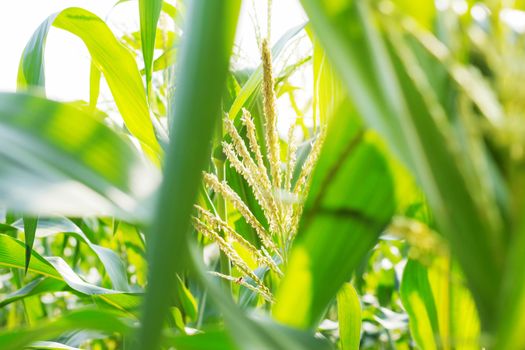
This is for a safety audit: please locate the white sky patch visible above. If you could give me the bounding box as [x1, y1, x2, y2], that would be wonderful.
[0, 0, 113, 96]
[0, 1, 307, 95]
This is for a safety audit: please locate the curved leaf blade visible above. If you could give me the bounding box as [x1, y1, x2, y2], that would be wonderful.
[139, 0, 163, 89]
[18, 7, 160, 156]
[0, 278, 66, 308]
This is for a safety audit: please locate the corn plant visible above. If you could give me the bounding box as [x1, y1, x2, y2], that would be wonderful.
[2, 0, 525, 349]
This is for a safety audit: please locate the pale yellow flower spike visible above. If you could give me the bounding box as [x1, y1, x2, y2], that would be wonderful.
[193, 217, 272, 298]
[284, 123, 298, 193]
[283, 122, 299, 233]
[196, 205, 283, 277]
[241, 108, 269, 184]
[221, 141, 280, 233]
[239, 109, 283, 233]
[261, 39, 281, 189]
[202, 172, 282, 260]
[223, 118, 267, 186]
[293, 127, 326, 196]
[208, 271, 273, 303]
[288, 127, 326, 239]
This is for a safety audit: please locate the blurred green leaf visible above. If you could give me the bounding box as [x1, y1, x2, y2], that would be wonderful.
[498, 226, 525, 349]
[393, 0, 435, 29]
[430, 257, 480, 350]
[0, 92, 158, 221]
[0, 307, 317, 350]
[0, 309, 130, 350]
[401, 257, 480, 349]
[136, 1, 241, 349]
[400, 260, 439, 350]
[300, 0, 504, 328]
[337, 283, 362, 350]
[0, 277, 66, 308]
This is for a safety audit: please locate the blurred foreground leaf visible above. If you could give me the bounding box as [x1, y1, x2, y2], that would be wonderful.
[0, 93, 158, 221]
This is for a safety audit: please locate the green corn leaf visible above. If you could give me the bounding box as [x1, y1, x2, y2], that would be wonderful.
[174, 275, 198, 322]
[12, 217, 131, 291]
[498, 225, 525, 349]
[400, 260, 440, 350]
[114, 0, 178, 21]
[299, 0, 504, 329]
[0, 92, 158, 221]
[0, 307, 300, 350]
[0, 309, 131, 350]
[337, 283, 362, 350]
[311, 35, 343, 128]
[430, 257, 480, 350]
[23, 216, 38, 273]
[273, 101, 395, 329]
[17, 13, 57, 91]
[401, 257, 480, 349]
[18, 7, 160, 156]
[0, 234, 141, 315]
[139, 0, 163, 90]
[0, 277, 66, 308]
[136, 1, 241, 349]
[88, 62, 101, 112]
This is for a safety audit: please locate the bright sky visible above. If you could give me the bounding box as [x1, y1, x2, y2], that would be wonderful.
[0, 0, 308, 104]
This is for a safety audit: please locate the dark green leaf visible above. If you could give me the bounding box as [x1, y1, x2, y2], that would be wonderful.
[23, 216, 38, 273]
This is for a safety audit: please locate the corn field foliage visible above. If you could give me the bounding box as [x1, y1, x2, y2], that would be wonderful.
[1, 0, 525, 349]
